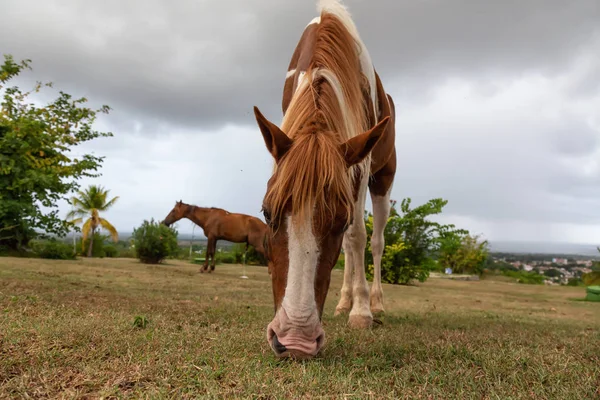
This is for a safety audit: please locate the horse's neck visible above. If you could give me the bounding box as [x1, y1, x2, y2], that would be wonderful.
[186, 206, 211, 228]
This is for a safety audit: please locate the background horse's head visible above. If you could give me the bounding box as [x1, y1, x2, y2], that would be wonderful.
[162, 200, 186, 226]
[254, 106, 389, 359]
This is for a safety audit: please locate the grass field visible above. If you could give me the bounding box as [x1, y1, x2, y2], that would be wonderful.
[1, 257, 599, 399]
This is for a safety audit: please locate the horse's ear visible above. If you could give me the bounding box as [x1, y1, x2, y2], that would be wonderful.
[340, 116, 390, 167]
[253, 106, 293, 162]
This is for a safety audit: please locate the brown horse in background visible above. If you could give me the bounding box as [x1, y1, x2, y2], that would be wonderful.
[162, 201, 268, 273]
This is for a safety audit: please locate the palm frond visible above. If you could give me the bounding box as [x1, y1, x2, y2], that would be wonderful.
[69, 217, 83, 225]
[99, 218, 119, 242]
[100, 195, 119, 211]
[66, 208, 87, 220]
[81, 218, 92, 242]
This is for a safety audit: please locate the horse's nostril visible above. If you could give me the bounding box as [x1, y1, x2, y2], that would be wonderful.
[316, 332, 325, 349]
[272, 333, 287, 354]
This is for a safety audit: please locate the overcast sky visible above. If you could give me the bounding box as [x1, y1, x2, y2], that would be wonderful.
[2, 0, 600, 244]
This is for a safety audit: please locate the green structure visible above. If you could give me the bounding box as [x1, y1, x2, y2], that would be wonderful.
[586, 286, 600, 302]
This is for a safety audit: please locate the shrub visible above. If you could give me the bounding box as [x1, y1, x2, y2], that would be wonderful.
[502, 270, 544, 285]
[133, 219, 178, 264]
[118, 247, 136, 258]
[544, 268, 562, 278]
[246, 245, 266, 265]
[77, 233, 107, 258]
[367, 242, 432, 285]
[582, 271, 600, 286]
[103, 244, 119, 258]
[364, 198, 461, 285]
[566, 277, 583, 287]
[217, 252, 236, 264]
[438, 233, 489, 275]
[30, 239, 75, 260]
[228, 244, 267, 266]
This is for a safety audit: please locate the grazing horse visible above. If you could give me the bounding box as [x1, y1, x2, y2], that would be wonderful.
[253, 0, 396, 359]
[162, 201, 268, 273]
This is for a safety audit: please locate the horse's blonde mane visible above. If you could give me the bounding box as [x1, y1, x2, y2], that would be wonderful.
[265, 12, 371, 228]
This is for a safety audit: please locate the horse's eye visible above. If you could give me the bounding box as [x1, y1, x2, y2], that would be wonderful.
[262, 207, 271, 225]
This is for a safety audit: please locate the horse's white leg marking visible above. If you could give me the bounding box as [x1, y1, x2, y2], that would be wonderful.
[335, 237, 353, 315]
[369, 184, 392, 314]
[346, 173, 372, 328]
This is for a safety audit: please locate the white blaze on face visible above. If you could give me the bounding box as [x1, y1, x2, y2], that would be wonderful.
[281, 214, 320, 323]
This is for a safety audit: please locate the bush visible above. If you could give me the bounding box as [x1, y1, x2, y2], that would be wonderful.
[217, 253, 236, 264]
[438, 233, 489, 275]
[544, 268, 562, 278]
[502, 270, 544, 285]
[566, 277, 583, 287]
[133, 219, 178, 264]
[582, 271, 600, 286]
[226, 244, 267, 266]
[77, 233, 107, 258]
[30, 239, 75, 260]
[103, 244, 119, 258]
[118, 247, 136, 258]
[246, 245, 266, 265]
[367, 242, 432, 285]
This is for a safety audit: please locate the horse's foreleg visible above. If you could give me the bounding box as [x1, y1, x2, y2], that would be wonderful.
[347, 175, 372, 328]
[335, 237, 353, 315]
[369, 186, 392, 315]
[210, 239, 217, 272]
[202, 237, 214, 273]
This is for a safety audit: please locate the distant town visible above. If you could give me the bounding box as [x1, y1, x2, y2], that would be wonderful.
[490, 251, 599, 285]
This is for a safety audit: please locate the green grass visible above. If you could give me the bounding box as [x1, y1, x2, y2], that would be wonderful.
[1, 257, 599, 399]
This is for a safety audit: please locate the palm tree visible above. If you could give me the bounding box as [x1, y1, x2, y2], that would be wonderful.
[67, 185, 119, 257]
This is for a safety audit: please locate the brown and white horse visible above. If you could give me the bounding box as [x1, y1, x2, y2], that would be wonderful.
[162, 201, 268, 273]
[254, 0, 396, 359]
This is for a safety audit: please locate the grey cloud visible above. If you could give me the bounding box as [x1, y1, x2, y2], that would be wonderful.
[2, 0, 599, 133]
[549, 119, 599, 157]
[4, 0, 600, 243]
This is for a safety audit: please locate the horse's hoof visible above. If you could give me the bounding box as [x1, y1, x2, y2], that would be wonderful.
[334, 307, 350, 316]
[371, 307, 385, 316]
[348, 314, 373, 329]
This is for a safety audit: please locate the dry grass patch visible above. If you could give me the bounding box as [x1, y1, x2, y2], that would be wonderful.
[1, 257, 599, 399]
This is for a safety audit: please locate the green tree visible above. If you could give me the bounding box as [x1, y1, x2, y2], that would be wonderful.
[438, 232, 489, 275]
[365, 198, 461, 284]
[0, 54, 112, 250]
[66, 185, 119, 257]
